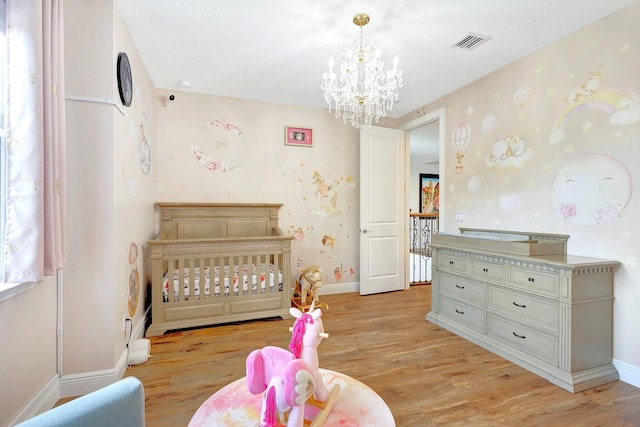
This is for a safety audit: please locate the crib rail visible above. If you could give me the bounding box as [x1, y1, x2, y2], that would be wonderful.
[162, 253, 284, 302]
[146, 235, 293, 336]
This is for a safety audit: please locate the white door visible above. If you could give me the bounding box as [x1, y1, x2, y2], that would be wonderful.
[359, 126, 407, 295]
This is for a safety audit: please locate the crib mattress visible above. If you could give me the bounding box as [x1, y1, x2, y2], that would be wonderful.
[163, 264, 283, 302]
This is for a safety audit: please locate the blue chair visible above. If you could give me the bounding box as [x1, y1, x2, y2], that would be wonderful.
[16, 376, 145, 427]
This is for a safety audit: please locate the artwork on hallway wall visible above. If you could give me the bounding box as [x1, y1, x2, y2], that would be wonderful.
[419, 174, 439, 214]
[285, 126, 313, 147]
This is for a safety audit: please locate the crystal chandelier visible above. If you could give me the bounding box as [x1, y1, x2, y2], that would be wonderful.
[321, 13, 403, 129]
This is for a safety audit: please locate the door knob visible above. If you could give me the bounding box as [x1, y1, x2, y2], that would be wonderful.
[361, 228, 370, 233]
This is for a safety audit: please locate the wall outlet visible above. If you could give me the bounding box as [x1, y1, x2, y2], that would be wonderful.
[455, 211, 466, 222]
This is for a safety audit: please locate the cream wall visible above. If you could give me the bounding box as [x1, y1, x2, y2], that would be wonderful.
[399, 3, 640, 386]
[64, 0, 116, 379]
[112, 0, 156, 360]
[63, 0, 156, 383]
[0, 277, 57, 425]
[1, 1, 157, 425]
[153, 91, 361, 290]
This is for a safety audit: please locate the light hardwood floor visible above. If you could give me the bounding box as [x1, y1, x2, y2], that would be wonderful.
[125, 285, 640, 426]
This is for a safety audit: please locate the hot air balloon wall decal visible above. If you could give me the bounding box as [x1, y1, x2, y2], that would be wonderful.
[452, 123, 473, 174]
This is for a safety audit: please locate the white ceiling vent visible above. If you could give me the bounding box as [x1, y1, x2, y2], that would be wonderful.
[451, 32, 492, 50]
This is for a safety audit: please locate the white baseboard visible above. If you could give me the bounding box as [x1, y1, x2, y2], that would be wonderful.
[59, 306, 151, 398]
[613, 358, 640, 389]
[59, 360, 126, 398]
[317, 281, 359, 295]
[9, 374, 60, 425]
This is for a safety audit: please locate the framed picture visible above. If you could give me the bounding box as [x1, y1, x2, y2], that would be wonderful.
[285, 126, 313, 147]
[419, 174, 440, 214]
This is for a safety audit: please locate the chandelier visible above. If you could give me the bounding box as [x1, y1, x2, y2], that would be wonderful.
[321, 13, 403, 129]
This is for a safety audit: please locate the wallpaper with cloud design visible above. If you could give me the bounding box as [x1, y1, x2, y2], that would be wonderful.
[440, 36, 639, 233]
[408, 3, 640, 368]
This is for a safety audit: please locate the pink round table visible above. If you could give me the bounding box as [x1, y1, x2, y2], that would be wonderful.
[189, 369, 396, 426]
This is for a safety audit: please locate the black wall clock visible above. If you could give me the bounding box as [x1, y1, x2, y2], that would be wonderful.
[117, 52, 133, 107]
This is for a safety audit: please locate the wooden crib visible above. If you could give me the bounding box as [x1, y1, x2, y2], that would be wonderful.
[146, 203, 293, 337]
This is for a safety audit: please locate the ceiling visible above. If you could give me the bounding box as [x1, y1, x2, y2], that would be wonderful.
[115, 0, 636, 119]
[115, 1, 637, 165]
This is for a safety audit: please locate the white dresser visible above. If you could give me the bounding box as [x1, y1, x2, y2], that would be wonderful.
[426, 228, 619, 393]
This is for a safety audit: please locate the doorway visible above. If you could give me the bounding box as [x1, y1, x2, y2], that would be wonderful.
[401, 109, 445, 285]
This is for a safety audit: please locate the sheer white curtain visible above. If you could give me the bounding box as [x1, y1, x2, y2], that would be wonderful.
[2, 0, 65, 282]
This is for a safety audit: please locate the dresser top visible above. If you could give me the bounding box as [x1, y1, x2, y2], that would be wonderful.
[433, 228, 567, 257]
[431, 228, 618, 269]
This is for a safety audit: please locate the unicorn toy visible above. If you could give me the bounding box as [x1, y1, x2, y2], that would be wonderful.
[246, 301, 337, 427]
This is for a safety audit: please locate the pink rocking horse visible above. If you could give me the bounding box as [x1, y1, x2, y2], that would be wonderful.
[246, 302, 336, 427]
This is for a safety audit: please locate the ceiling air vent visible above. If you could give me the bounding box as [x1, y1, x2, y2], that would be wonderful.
[450, 32, 491, 50]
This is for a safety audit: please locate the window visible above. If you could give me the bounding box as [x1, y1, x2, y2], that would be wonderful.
[1, 0, 8, 274]
[1, 1, 65, 299]
[0, 0, 35, 301]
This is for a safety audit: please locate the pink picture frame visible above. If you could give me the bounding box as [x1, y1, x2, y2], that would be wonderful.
[285, 126, 313, 147]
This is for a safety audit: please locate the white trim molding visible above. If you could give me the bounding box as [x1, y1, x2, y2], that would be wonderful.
[9, 374, 59, 425]
[65, 94, 126, 116]
[0, 281, 36, 303]
[317, 281, 359, 295]
[613, 358, 640, 389]
[59, 350, 129, 398]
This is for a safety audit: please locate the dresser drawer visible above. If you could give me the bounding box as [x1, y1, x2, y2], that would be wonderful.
[437, 252, 467, 274]
[469, 258, 505, 284]
[440, 296, 485, 333]
[509, 266, 559, 297]
[487, 313, 558, 365]
[440, 273, 485, 307]
[487, 286, 558, 331]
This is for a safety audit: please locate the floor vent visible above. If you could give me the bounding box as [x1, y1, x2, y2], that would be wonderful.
[451, 32, 491, 50]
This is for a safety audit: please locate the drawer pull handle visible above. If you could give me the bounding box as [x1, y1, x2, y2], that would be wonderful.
[455, 284, 465, 289]
[512, 332, 526, 339]
[528, 277, 535, 282]
[483, 268, 488, 272]
[455, 309, 464, 315]
[512, 301, 527, 308]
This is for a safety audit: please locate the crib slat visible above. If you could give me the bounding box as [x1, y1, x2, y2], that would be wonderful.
[232, 255, 240, 297]
[203, 257, 210, 299]
[167, 259, 175, 302]
[177, 258, 184, 302]
[188, 258, 195, 301]
[273, 254, 280, 294]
